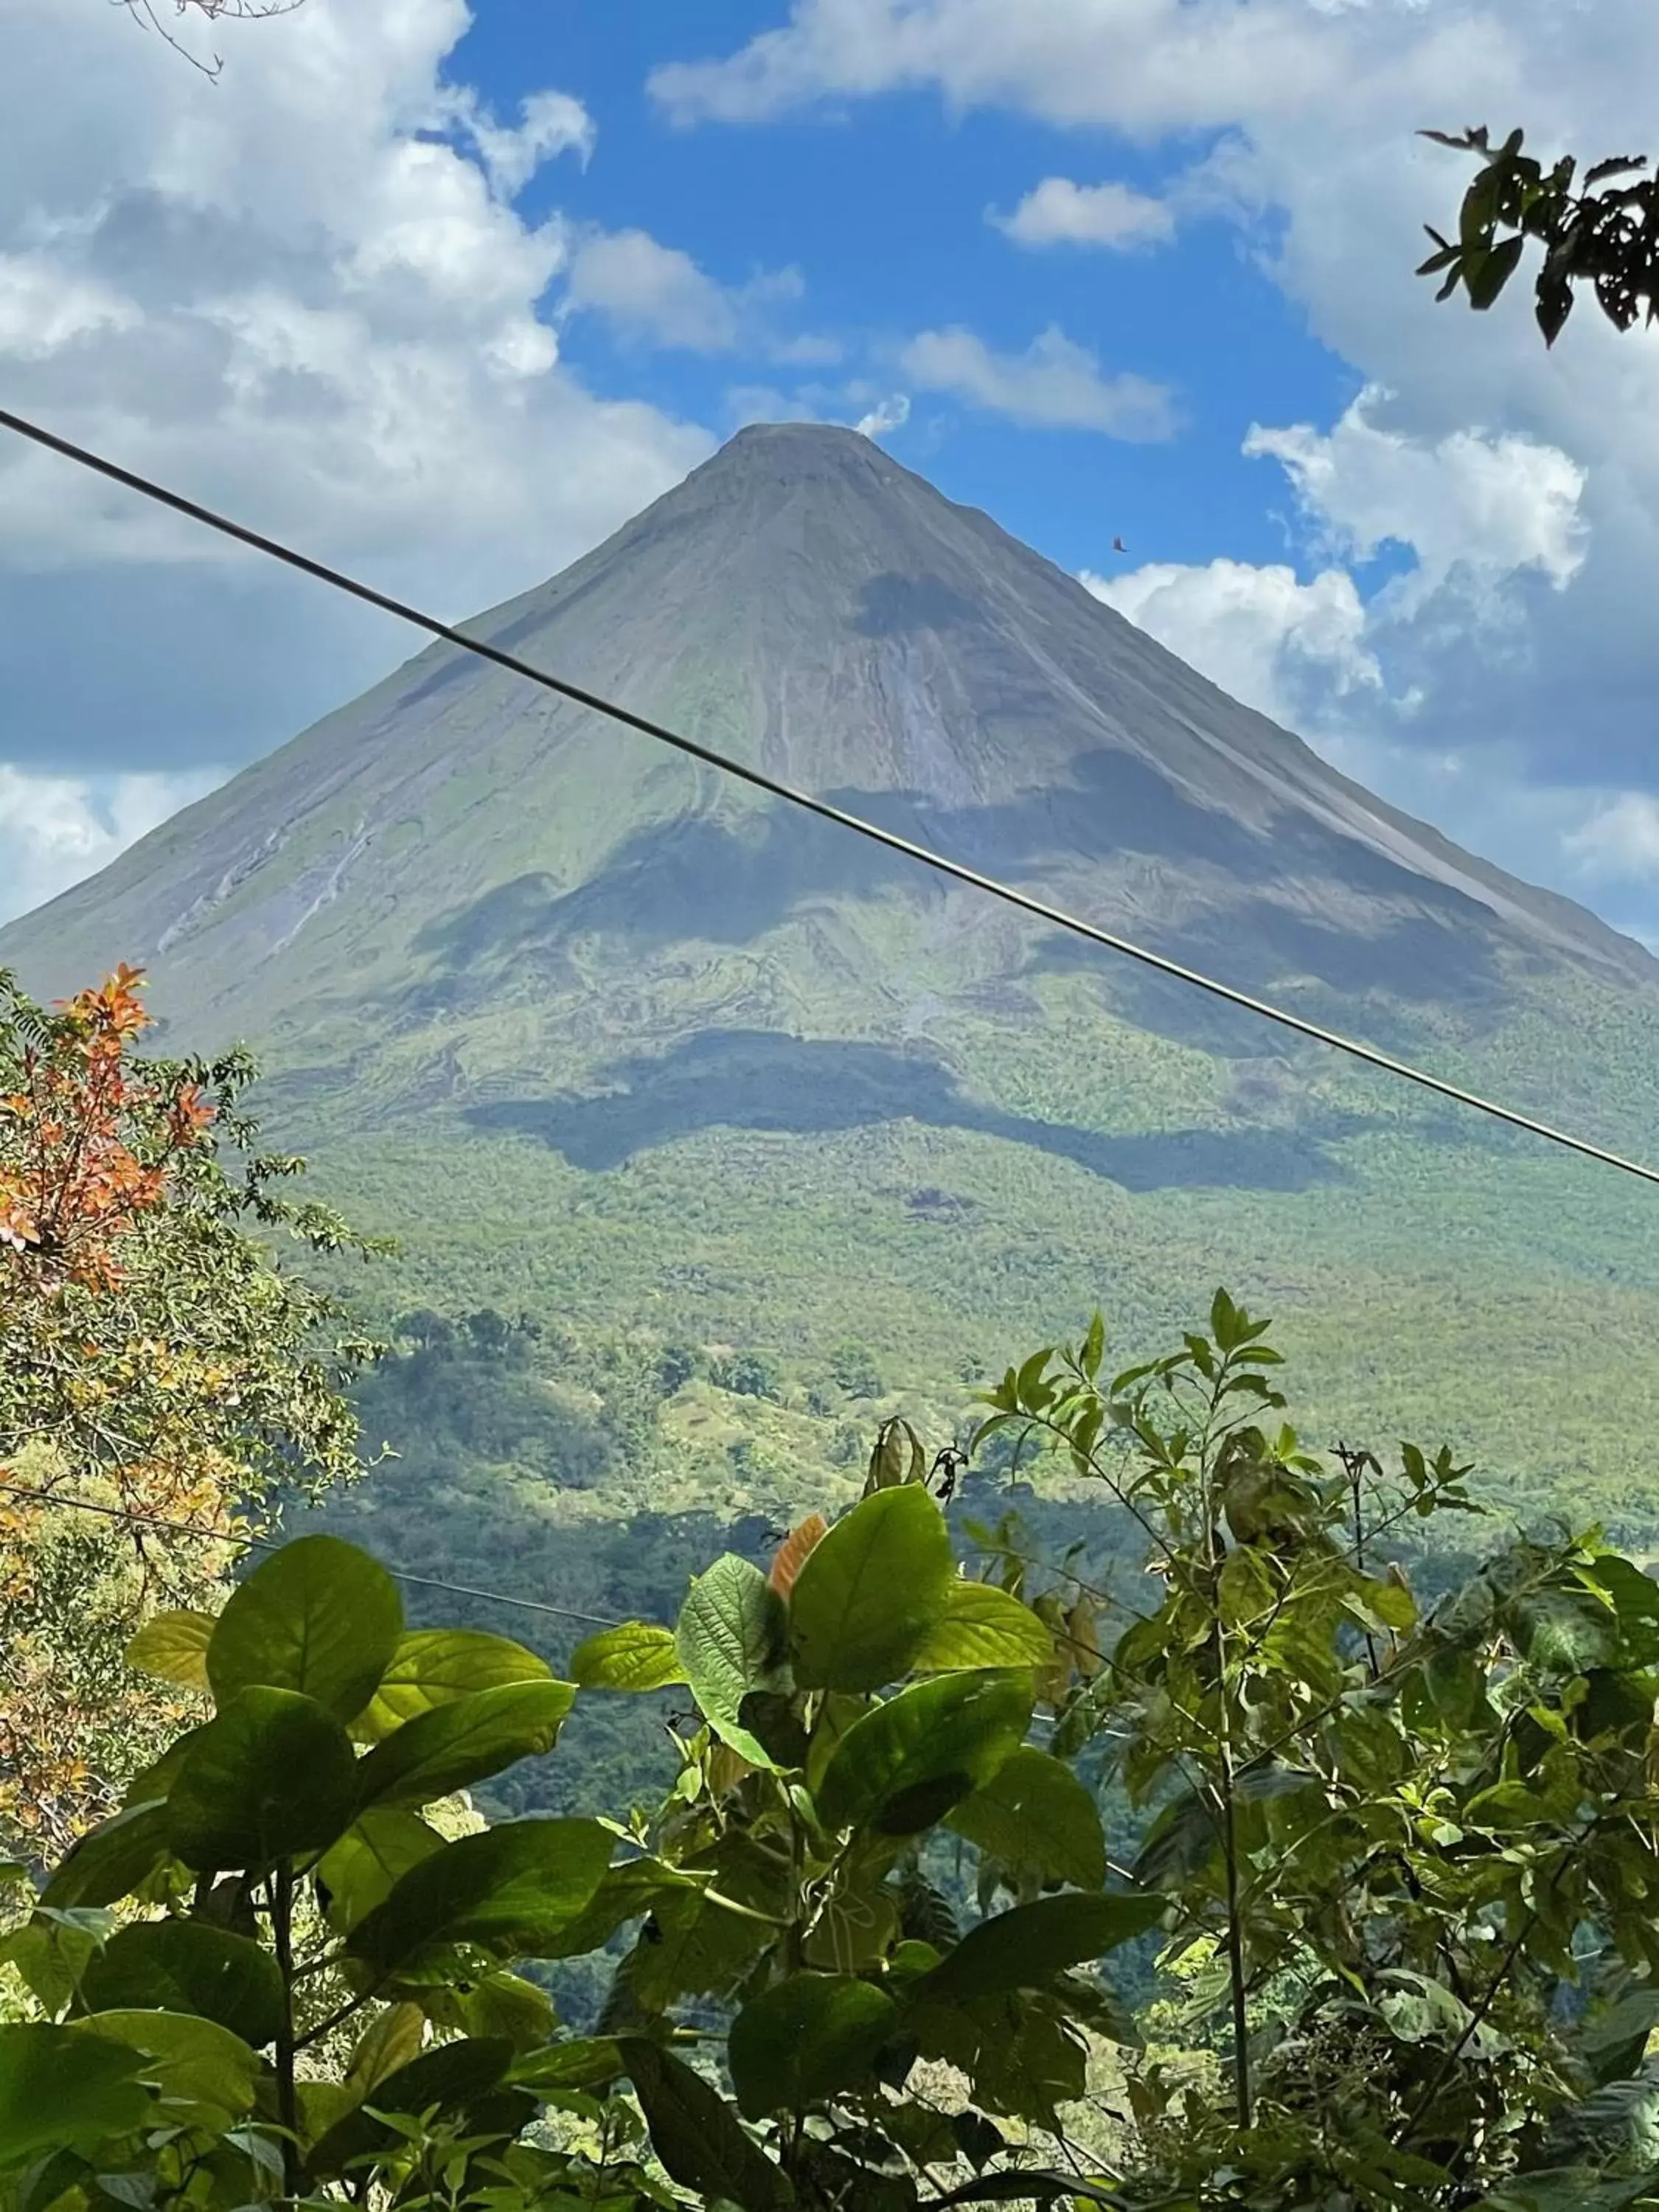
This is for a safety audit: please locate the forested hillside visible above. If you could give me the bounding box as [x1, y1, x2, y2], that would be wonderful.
[7, 427, 1659, 1516]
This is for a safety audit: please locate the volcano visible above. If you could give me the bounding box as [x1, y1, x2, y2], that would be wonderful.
[7, 422, 1659, 1507]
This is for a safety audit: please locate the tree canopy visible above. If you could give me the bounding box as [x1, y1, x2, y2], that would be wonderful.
[8, 1292, 1659, 2210]
[1421, 126, 1659, 344]
[0, 967, 375, 1856]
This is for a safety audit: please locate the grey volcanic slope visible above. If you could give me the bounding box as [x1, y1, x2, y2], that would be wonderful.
[2, 420, 1650, 1052]
[16, 421, 1659, 1512]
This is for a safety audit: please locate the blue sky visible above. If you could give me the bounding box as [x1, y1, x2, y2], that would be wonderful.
[4, 0, 1659, 936]
[458, 0, 1352, 577]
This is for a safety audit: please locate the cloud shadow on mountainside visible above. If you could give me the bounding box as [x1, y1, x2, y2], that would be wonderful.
[1029, 900, 1512, 1061]
[462, 1029, 1371, 1192]
[408, 753, 1508, 1027]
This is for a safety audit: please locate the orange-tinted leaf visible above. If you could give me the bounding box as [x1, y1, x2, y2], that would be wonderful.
[768, 1514, 830, 1599]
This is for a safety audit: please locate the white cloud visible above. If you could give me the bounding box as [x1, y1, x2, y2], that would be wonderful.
[646, 0, 1659, 937]
[563, 232, 810, 349]
[0, 257, 139, 358]
[0, 0, 714, 810]
[1568, 794, 1659, 882]
[1088, 391, 1586, 762]
[1084, 557, 1380, 726]
[900, 324, 1175, 437]
[1245, 389, 1588, 608]
[855, 392, 911, 437]
[440, 86, 595, 197]
[566, 228, 743, 350]
[991, 176, 1175, 251]
[563, 229, 823, 357]
[649, 0, 1376, 133]
[0, 765, 225, 927]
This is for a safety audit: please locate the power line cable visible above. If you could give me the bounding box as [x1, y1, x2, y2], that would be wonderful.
[0, 1477, 623, 1632]
[0, 1478, 1137, 1701]
[2, 403, 1658, 1189]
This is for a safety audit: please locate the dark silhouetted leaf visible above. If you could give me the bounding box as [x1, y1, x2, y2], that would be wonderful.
[40, 1802, 172, 1910]
[622, 2037, 790, 2211]
[729, 1975, 898, 2118]
[82, 1921, 283, 2048]
[0, 2026, 150, 2168]
[945, 1746, 1106, 1888]
[167, 1688, 359, 1873]
[921, 1891, 1162, 2003]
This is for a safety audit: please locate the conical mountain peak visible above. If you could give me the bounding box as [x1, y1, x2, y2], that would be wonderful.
[6, 424, 1658, 1538]
[1, 425, 1651, 1059]
[697, 417, 912, 481]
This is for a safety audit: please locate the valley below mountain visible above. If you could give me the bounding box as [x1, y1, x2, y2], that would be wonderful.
[7, 420, 1659, 1620]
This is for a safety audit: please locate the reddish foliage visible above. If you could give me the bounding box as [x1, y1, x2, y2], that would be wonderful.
[768, 1512, 830, 1598]
[0, 966, 214, 1288]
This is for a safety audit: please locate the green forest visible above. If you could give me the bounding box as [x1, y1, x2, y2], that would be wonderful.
[9, 967, 1659, 2212]
[15, 18, 1659, 2206]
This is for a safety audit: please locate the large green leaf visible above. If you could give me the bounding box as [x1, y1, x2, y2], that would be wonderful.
[167, 1688, 361, 1873]
[439, 1969, 557, 2050]
[206, 1534, 403, 1722]
[307, 2038, 512, 2178]
[511, 2037, 626, 2093]
[341, 2002, 425, 2105]
[675, 1556, 789, 1763]
[1580, 1987, 1659, 2086]
[815, 1672, 1033, 1836]
[1511, 1587, 1619, 1675]
[914, 1582, 1054, 1672]
[1587, 1557, 1659, 1667]
[728, 1974, 897, 2119]
[945, 1747, 1107, 1889]
[535, 1855, 698, 1963]
[0, 2025, 150, 2168]
[316, 1809, 445, 1933]
[0, 1915, 102, 2017]
[1217, 1547, 1276, 1632]
[920, 1891, 1164, 2002]
[622, 2037, 790, 2212]
[39, 1801, 172, 1909]
[355, 1680, 575, 1811]
[353, 1630, 553, 1742]
[122, 1725, 210, 1810]
[628, 1846, 784, 2011]
[124, 1610, 214, 1691]
[73, 2011, 260, 2128]
[81, 1921, 284, 2048]
[789, 1487, 954, 1691]
[345, 1818, 613, 1978]
[1374, 1967, 1477, 2047]
[571, 1621, 686, 1692]
[908, 1992, 1088, 2128]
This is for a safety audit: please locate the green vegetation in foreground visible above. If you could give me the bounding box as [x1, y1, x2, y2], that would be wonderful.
[13, 1295, 1659, 2212]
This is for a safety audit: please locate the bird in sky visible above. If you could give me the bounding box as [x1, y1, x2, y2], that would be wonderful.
[1112, 535, 1127, 553]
